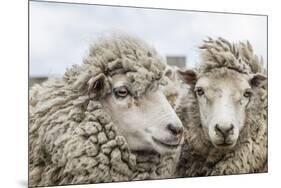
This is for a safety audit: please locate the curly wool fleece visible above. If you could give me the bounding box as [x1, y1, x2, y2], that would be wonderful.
[198, 37, 266, 74]
[176, 38, 267, 177]
[29, 34, 178, 187]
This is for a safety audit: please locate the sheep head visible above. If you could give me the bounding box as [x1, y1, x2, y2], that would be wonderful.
[86, 71, 183, 157]
[161, 65, 185, 108]
[178, 68, 266, 150]
[81, 34, 184, 156]
[99, 73, 183, 156]
[177, 37, 267, 150]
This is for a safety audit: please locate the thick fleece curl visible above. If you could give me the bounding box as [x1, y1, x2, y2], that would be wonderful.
[29, 34, 178, 187]
[176, 38, 267, 177]
[198, 37, 265, 74]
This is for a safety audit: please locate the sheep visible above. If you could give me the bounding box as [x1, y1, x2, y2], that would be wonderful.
[29, 34, 184, 187]
[176, 37, 267, 177]
[161, 65, 188, 108]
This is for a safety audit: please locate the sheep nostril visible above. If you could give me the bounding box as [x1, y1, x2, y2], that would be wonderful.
[227, 124, 234, 135]
[215, 124, 222, 135]
[167, 123, 183, 136]
[215, 124, 234, 137]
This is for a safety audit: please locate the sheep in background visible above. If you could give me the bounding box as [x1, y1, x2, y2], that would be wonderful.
[176, 38, 267, 176]
[161, 65, 188, 108]
[29, 34, 184, 187]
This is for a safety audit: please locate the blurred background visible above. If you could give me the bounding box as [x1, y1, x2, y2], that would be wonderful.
[29, 1, 267, 86]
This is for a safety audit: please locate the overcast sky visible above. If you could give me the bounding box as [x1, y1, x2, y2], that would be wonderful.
[30, 1, 267, 77]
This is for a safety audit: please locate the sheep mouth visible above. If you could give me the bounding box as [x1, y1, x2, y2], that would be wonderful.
[152, 137, 180, 149]
[217, 143, 233, 146]
[213, 141, 235, 149]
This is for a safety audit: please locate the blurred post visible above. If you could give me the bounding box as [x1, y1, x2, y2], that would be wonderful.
[166, 56, 186, 68]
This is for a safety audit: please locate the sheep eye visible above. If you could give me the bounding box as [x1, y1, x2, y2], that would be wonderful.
[195, 87, 205, 96]
[243, 90, 252, 98]
[114, 87, 129, 98]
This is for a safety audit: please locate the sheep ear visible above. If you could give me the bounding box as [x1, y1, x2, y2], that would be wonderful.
[177, 69, 197, 86]
[249, 73, 267, 88]
[87, 73, 106, 98]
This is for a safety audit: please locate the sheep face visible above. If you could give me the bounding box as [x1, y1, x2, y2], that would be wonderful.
[178, 68, 266, 150]
[101, 74, 184, 155]
[161, 66, 184, 108]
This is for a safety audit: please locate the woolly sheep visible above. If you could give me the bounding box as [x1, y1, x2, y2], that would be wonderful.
[29, 34, 184, 187]
[176, 37, 267, 176]
[161, 65, 188, 108]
